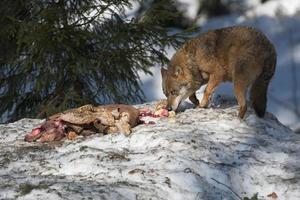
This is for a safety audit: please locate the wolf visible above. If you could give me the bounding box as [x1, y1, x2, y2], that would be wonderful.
[161, 26, 276, 118]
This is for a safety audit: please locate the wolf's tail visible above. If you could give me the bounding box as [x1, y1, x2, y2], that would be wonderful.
[250, 50, 276, 118]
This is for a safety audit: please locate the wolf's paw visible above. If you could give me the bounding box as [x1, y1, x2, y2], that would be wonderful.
[198, 102, 209, 108]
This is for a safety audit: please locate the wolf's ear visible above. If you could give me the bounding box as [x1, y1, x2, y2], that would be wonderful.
[174, 66, 183, 76]
[161, 68, 168, 78]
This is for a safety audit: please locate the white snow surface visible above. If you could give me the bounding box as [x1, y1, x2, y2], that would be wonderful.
[0, 100, 299, 200]
[176, 0, 199, 20]
[139, 0, 300, 129]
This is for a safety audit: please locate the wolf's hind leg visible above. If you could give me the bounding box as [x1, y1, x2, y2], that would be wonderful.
[233, 59, 258, 118]
[189, 93, 199, 106]
[233, 73, 254, 118]
[199, 75, 222, 108]
[234, 81, 248, 119]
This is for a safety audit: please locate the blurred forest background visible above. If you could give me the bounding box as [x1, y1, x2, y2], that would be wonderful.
[0, 0, 299, 132]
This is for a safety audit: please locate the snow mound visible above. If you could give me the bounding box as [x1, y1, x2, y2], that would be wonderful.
[0, 101, 299, 200]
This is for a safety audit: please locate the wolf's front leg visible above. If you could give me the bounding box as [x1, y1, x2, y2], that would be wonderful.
[189, 93, 199, 106]
[199, 75, 222, 108]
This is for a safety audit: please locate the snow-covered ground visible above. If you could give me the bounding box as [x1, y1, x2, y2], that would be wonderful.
[0, 100, 299, 200]
[1, 2, 300, 199]
[139, 0, 300, 130]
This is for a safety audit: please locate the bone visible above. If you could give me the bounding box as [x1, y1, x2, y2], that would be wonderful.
[105, 126, 119, 134]
[115, 120, 131, 135]
[67, 131, 78, 140]
[111, 108, 120, 119]
[116, 112, 132, 135]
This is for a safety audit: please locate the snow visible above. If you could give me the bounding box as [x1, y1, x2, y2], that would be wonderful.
[139, 0, 300, 130]
[0, 100, 299, 200]
[245, 0, 300, 17]
[176, 0, 199, 20]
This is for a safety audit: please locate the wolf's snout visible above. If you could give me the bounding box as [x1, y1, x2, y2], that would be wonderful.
[167, 105, 172, 111]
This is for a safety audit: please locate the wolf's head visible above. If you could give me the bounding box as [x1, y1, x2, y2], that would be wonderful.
[161, 65, 205, 111]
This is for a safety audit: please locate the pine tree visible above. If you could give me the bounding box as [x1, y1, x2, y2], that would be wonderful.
[0, 0, 188, 122]
[136, 0, 192, 28]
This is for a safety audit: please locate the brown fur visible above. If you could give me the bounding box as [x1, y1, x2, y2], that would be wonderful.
[161, 26, 276, 118]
